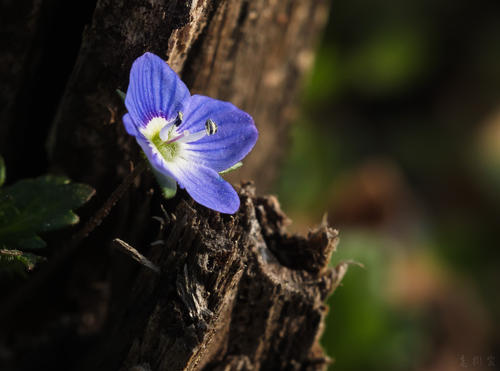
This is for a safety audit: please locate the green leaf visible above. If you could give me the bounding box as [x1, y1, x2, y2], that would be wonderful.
[219, 162, 243, 175]
[0, 155, 5, 187]
[152, 168, 177, 199]
[116, 89, 126, 102]
[0, 175, 95, 250]
[0, 248, 45, 276]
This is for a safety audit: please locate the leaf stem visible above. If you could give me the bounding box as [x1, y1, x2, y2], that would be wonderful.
[73, 159, 148, 243]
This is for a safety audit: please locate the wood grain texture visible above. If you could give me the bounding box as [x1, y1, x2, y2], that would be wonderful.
[79, 184, 340, 371]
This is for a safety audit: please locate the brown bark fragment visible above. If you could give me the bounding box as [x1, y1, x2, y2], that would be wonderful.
[79, 184, 339, 371]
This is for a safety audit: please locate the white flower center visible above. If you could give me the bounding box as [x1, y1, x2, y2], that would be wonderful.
[140, 112, 217, 163]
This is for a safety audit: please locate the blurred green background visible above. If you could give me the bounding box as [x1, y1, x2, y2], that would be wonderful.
[276, 0, 500, 370]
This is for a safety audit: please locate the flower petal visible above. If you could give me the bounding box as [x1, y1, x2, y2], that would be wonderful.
[167, 158, 240, 214]
[136, 136, 239, 213]
[122, 113, 138, 136]
[125, 52, 190, 130]
[135, 136, 177, 179]
[180, 95, 258, 172]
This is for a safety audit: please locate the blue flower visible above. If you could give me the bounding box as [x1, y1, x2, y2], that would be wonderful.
[123, 52, 258, 214]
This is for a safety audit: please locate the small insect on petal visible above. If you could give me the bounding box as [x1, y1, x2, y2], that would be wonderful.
[205, 119, 217, 136]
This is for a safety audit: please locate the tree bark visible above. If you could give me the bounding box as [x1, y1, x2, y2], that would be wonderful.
[0, 1, 338, 370]
[79, 184, 340, 371]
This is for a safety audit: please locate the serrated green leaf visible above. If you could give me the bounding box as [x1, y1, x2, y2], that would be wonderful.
[219, 161, 243, 175]
[0, 249, 45, 276]
[0, 175, 95, 250]
[0, 155, 5, 187]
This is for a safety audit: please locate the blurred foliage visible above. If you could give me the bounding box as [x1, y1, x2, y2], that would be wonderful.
[323, 232, 429, 371]
[0, 155, 5, 187]
[277, 0, 500, 369]
[0, 158, 94, 275]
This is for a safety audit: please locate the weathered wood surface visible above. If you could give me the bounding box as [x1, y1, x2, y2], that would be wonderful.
[77, 184, 340, 371]
[0, 0, 337, 370]
[0, 184, 342, 371]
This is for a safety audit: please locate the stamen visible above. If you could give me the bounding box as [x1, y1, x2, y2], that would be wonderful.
[205, 119, 217, 135]
[176, 130, 207, 144]
[159, 111, 183, 141]
[165, 130, 189, 144]
[174, 118, 218, 144]
[174, 111, 183, 127]
[161, 117, 218, 145]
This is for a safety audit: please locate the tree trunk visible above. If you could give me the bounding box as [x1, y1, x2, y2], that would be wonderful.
[79, 184, 341, 371]
[0, 1, 339, 370]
